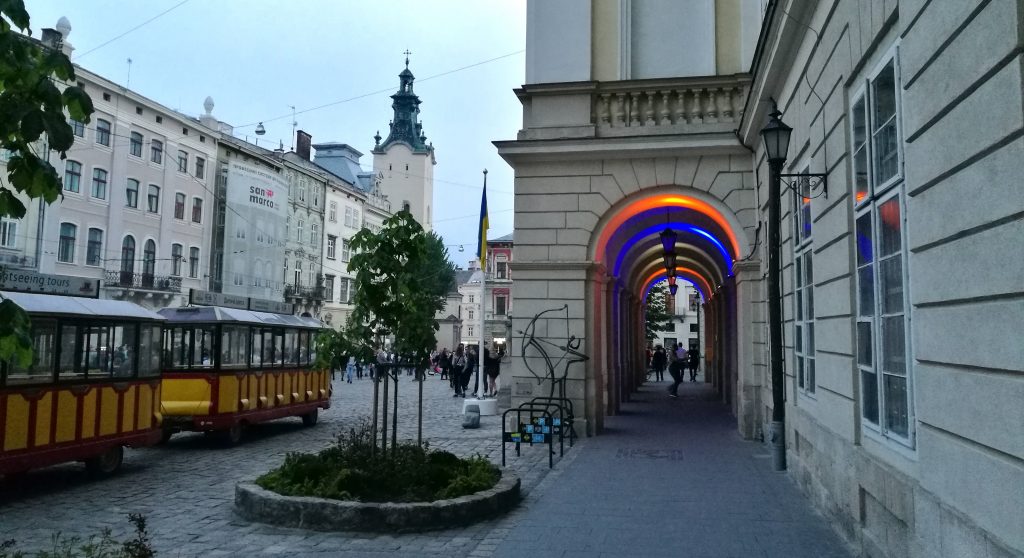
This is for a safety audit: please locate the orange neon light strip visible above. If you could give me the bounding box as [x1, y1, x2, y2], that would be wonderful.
[596, 195, 742, 262]
[642, 268, 712, 299]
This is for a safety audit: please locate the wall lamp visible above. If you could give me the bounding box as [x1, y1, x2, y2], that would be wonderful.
[762, 102, 828, 197]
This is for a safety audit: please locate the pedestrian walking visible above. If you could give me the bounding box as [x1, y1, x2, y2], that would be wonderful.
[651, 345, 667, 382]
[688, 347, 701, 382]
[345, 356, 355, 383]
[463, 346, 478, 397]
[452, 345, 467, 397]
[438, 348, 451, 381]
[668, 343, 688, 398]
[483, 347, 503, 398]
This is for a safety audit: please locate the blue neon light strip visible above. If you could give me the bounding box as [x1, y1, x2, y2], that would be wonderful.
[613, 223, 733, 277]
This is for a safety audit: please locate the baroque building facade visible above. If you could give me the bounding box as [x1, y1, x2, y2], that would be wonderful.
[497, 1, 1023, 557]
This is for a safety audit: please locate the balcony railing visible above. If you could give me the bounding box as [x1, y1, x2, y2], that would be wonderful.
[284, 284, 324, 302]
[104, 270, 181, 293]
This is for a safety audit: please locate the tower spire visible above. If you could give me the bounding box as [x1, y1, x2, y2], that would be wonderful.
[403, 49, 411, 69]
[373, 54, 430, 154]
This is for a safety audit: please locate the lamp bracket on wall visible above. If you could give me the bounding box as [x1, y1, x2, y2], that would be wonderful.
[778, 173, 828, 199]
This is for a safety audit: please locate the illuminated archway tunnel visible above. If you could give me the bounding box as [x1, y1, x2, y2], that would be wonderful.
[588, 188, 750, 416]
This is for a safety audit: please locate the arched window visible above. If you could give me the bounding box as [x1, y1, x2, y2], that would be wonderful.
[171, 243, 183, 276]
[91, 168, 108, 199]
[63, 161, 82, 193]
[58, 223, 76, 263]
[96, 119, 111, 146]
[142, 239, 156, 286]
[120, 236, 136, 285]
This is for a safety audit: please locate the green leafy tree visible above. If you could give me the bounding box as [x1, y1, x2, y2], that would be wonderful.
[317, 210, 456, 369]
[644, 283, 673, 342]
[0, 0, 94, 365]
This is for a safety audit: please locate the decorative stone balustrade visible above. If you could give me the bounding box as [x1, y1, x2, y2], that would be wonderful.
[592, 76, 749, 136]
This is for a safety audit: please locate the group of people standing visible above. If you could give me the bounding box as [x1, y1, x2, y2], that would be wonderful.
[433, 344, 504, 399]
[648, 343, 701, 398]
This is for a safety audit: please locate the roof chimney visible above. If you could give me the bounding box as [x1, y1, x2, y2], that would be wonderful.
[296, 130, 312, 161]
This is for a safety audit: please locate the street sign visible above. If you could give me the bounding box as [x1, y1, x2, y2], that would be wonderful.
[189, 289, 248, 310]
[0, 267, 99, 298]
[248, 297, 294, 315]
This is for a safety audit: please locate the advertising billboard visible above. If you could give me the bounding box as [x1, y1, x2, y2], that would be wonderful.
[222, 161, 288, 301]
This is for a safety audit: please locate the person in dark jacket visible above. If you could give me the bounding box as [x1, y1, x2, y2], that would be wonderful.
[688, 347, 701, 382]
[651, 345, 668, 382]
[483, 347, 503, 398]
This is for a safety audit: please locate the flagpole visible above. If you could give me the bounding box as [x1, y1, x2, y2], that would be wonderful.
[477, 169, 488, 396]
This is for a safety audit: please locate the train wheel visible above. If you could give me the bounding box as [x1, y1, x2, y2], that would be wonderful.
[302, 409, 319, 427]
[221, 422, 245, 446]
[85, 446, 124, 476]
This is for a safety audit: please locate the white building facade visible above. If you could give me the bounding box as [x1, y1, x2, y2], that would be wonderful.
[498, 1, 1024, 557]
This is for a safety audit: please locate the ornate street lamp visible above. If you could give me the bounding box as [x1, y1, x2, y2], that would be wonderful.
[659, 227, 677, 254]
[668, 276, 678, 296]
[760, 102, 792, 472]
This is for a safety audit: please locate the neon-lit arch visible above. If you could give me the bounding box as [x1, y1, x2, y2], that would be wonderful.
[643, 275, 704, 301]
[641, 268, 712, 301]
[631, 256, 717, 296]
[613, 222, 732, 277]
[593, 191, 747, 265]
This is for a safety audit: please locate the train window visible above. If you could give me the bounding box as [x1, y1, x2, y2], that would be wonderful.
[273, 331, 285, 366]
[111, 325, 137, 378]
[250, 329, 263, 367]
[192, 327, 216, 368]
[59, 324, 83, 380]
[138, 325, 161, 377]
[5, 319, 57, 385]
[169, 328, 189, 368]
[261, 329, 277, 367]
[81, 325, 114, 378]
[284, 330, 297, 366]
[221, 326, 248, 368]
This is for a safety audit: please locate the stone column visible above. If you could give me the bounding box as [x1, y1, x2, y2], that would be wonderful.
[733, 260, 763, 439]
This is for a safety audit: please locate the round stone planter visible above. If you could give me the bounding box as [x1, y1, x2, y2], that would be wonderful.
[235, 473, 520, 532]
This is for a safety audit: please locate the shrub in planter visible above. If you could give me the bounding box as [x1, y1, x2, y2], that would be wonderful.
[256, 421, 499, 503]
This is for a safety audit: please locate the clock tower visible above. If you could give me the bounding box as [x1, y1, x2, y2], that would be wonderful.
[372, 53, 436, 231]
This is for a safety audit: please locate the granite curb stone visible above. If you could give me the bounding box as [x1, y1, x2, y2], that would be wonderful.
[235, 472, 521, 533]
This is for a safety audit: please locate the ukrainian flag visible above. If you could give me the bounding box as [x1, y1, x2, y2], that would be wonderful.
[477, 170, 489, 271]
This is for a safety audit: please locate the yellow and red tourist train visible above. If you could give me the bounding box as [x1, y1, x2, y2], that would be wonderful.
[158, 306, 331, 445]
[1, 289, 330, 477]
[0, 292, 165, 476]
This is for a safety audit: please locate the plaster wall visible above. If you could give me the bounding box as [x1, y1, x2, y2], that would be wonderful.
[372, 143, 434, 231]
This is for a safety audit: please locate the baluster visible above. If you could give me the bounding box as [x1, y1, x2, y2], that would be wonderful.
[614, 93, 626, 127]
[658, 90, 671, 125]
[706, 88, 719, 123]
[598, 94, 612, 127]
[687, 89, 701, 124]
[629, 94, 641, 127]
[671, 90, 685, 124]
[643, 90, 656, 125]
[720, 88, 734, 121]
[732, 87, 744, 122]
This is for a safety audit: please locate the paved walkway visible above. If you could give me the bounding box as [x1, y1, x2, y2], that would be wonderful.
[476, 380, 853, 558]
[1, 375, 852, 557]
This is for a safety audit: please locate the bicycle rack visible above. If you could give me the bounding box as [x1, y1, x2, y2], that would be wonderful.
[501, 405, 555, 468]
[528, 396, 577, 454]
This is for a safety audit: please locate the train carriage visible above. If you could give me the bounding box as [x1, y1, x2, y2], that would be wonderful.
[0, 292, 164, 476]
[157, 305, 330, 445]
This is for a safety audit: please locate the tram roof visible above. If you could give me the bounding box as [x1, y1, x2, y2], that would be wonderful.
[157, 305, 323, 329]
[0, 291, 166, 321]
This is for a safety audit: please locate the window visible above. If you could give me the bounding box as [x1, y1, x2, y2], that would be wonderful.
[495, 296, 507, 316]
[402, 201, 410, 213]
[467, 325, 474, 337]
[63, 160, 82, 193]
[147, 184, 160, 213]
[86, 228, 103, 266]
[195, 157, 205, 179]
[0, 218, 16, 248]
[155, 115, 163, 124]
[135, 106, 143, 115]
[178, 150, 188, 172]
[313, 188, 319, 207]
[852, 50, 911, 445]
[310, 223, 318, 247]
[171, 243, 182, 276]
[793, 172, 812, 245]
[120, 236, 135, 274]
[96, 119, 111, 146]
[324, 275, 334, 302]
[129, 132, 143, 157]
[142, 239, 156, 283]
[852, 55, 902, 206]
[327, 235, 337, 259]
[192, 197, 203, 223]
[341, 238, 350, 262]
[468, 309, 474, 320]
[298, 185, 305, 202]
[344, 206, 353, 227]
[70, 118, 84, 137]
[329, 202, 337, 222]
[90, 168, 108, 200]
[174, 193, 186, 219]
[354, 209, 360, 228]
[58, 222, 76, 263]
[339, 278, 350, 303]
[468, 294, 474, 303]
[126, 179, 139, 208]
[690, 323, 699, 333]
[150, 140, 163, 164]
[189, 247, 200, 278]
[496, 260, 508, 279]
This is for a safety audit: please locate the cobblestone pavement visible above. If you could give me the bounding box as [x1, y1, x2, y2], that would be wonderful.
[0, 373, 558, 556]
[1, 375, 852, 557]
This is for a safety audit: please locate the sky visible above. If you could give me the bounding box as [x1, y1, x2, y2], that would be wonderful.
[28, 0, 526, 268]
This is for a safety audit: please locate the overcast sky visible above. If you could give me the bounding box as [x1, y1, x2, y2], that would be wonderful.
[29, 0, 526, 268]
